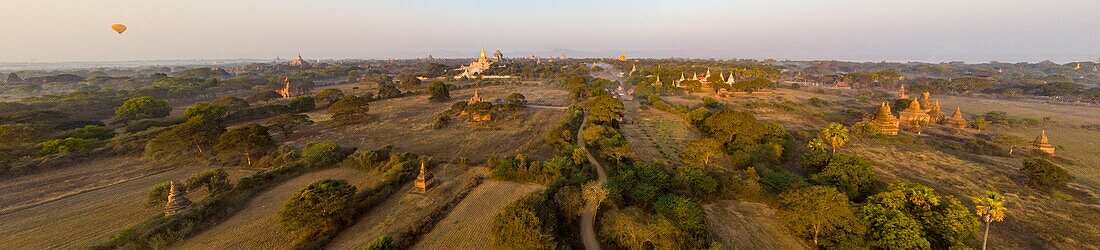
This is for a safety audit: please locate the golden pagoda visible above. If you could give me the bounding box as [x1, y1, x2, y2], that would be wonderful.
[1029, 130, 1055, 155]
[872, 102, 900, 135]
[942, 107, 968, 129]
[164, 181, 192, 216]
[897, 85, 910, 99]
[468, 89, 484, 105]
[618, 53, 627, 62]
[653, 75, 663, 87]
[926, 100, 944, 123]
[277, 77, 293, 98]
[413, 161, 435, 193]
[898, 99, 930, 126]
[919, 91, 933, 108]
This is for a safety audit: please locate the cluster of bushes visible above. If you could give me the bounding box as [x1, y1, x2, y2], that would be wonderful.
[601, 162, 711, 248]
[97, 141, 353, 249]
[491, 192, 560, 249]
[778, 182, 981, 249]
[543, 106, 584, 150]
[284, 147, 422, 248]
[583, 95, 634, 164]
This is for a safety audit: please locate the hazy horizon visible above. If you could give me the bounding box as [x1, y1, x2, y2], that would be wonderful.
[2, 0, 1098, 63]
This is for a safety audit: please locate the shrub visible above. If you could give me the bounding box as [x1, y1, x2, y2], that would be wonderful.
[211, 96, 249, 111]
[0, 124, 35, 147]
[429, 113, 449, 130]
[287, 96, 316, 112]
[505, 93, 527, 109]
[183, 102, 229, 120]
[491, 192, 557, 250]
[37, 137, 98, 156]
[363, 236, 398, 250]
[145, 181, 185, 208]
[762, 170, 807, 193]
[186, 169, 232, 195]
[114, 97, 171, 123]
[653, 194, 708, 248]
[1021, 158, 1072, 189]
[214, 123, 276, 165]
[301, 141, 346, 167]
[70, 125, 116, 140]
[427, 81, 451, 101]
[328, 95, 370, 125]
[279, 179, 358, 234]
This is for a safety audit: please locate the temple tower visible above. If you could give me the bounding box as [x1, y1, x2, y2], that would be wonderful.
[413, 161, 435, 193]
[873, 102, 900, 135]
[897, 85, 910, 99]
[942, 107, 968, 129]
[277, 77, 293, 98]
[164, 181, 192, 216]
[926, 100, 944, 123]
[1030, 131, 1056, 155]
[898, 99, 930, 126]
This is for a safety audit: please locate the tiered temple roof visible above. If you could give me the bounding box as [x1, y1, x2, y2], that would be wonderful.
[919, 91, 933, 108]
[873, 102, 900, 135]
[413, 161, 435, 193]
[1030, 130, 1056, 155]
[289, 53, 310, 68]
[653, 75, 663, 87]
[926, 100, 944, 123]
[898, 99, 931, 126]
[897, 85, 910, 99]
[942, 107, 968, 129]
[468, 89, 484, 105]
[164, 181, 192, 216]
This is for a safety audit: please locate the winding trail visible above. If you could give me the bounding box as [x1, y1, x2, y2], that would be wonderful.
[578, 110, 607, 250]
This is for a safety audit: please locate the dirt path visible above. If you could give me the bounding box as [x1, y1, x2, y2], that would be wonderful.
[177, 167, 378, 249]
[410, 181, 543, 250]
[0, 158, 204, 249]
[578, 110, 607, 250]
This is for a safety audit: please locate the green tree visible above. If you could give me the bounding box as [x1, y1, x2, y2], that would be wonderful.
[805, 154, 879, 199]
[970, 117, 988, 132]
[427, 81, 451, 101]
[653, 194, 709, 247]
[777, 186, 855, 246]
[186, 168, 231, 195]
[211, 96, 249, 111]
[314, 88, 345, 107]
[268, 114, 312, 138]
[491, 192, 557, 250]
[973, 191, 1007, 250]
[328, 94, 370, 124]
[70, 125, 115, 140]
[819, 122, 850, 154]
[807, 138, 827, 153]
[363, 236, 397, 250]
[37, 138, 98, 156]
[680, 138, 724, 169]
[0, 124, 35, 148]
[301, 141, 345, 167]
[214, 123, 276, 166]
[114, 96, 171, 124]
[1020, 158, 1072, 189]
[279, 179, 358, 234]
[859, 203, 931, 250]
[505, 93, 527, 109]
[586, 95, 625, 125]
[376, 83, 402, 99]
[144, 116, 226, 158]
[183, 102, 229, 120]
[145, 181, 185, 208]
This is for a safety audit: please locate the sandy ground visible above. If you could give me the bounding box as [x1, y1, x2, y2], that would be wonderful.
[287, 85, 568, 164]
[620, 100, 701, 166]
[410, 181, 543, 250]
[703, 200, 808, 250]
[177, 167, 379, 249]
[325, 166, 486, 249]
[0, 156, 211, 249]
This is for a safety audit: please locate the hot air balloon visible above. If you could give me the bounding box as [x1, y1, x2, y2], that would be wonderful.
[111, 24, 127, 35]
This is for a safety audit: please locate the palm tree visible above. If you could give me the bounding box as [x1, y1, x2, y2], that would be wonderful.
[973, 191, 1007, 250]
[819, 122, 851, 154]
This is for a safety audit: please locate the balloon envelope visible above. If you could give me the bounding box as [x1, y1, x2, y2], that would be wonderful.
[111, 24, 127, 34]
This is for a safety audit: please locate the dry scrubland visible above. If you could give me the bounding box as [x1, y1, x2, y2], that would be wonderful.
[703, 200, 808, 250]
[757, 89, 1100, 249]
[177, 167, 379, 249]
[325, 166, 487, 249]
[411, 181, 544, 250]
[288, 85, 569, 163]
[0, 156, 213, 249]
[621, 100, 701, 165]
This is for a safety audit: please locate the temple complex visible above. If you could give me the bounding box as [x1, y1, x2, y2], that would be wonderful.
[898, 98, 931, 126]
[277, 77, 294, 98]
[1030, 131, 1056, 155]
[164, 181, 192, 216]
[926, 100, 944, 123]
[413, 161, 435, 193]
[458, 47, 499, 78]
[288, 53, 310, 68]
[897, 85, 910, 99]
[942, 107, 968, 129]
[653, 75, 663, 87]
[873, 102, 900, 135]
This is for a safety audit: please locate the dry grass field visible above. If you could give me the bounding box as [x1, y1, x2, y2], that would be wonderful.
[410, 180, 544, 250]
[0, 156, 213, 249]
[620, 100, 701, 165]
[287, 85, 569, 163]
[177, 167, 379, 249]
[325, 166, 487, 249]
[703, 200, 808, 250]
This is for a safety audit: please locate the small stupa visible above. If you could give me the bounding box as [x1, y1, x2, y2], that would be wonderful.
[1029, 130, 1056, 155]
[873, 102, 900, 135]
[898, 98, 931, 126]
[926, 100, 945, 123]
[919, 91, 933, 107]
[897, 85, 910, 99]
[413, 161, 435, 193]
[942, 107, 968, 129]
[164, 181, 192, 216]
[277, 77, 293, 98]
[467, 89, 484, 105]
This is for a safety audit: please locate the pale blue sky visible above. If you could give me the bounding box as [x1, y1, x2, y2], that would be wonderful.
[1, 0, 1098, 63]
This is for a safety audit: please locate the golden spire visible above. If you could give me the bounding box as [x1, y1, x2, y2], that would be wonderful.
[480, 46, 487, 59]
[1035, 130, 1050, 144]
